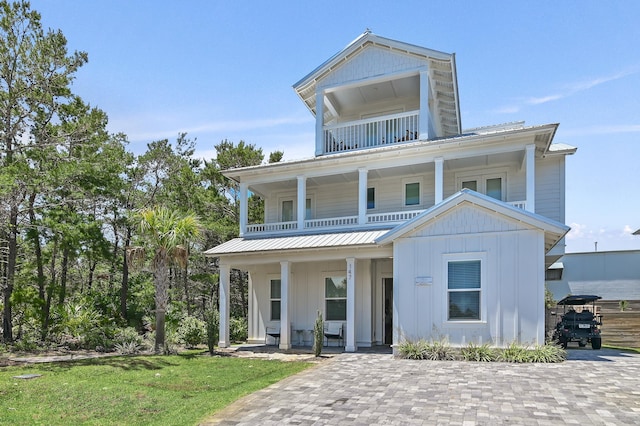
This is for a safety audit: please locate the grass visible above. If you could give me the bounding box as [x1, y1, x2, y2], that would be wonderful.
[603, 344, 640, 353]
[0, 352, 311, 425]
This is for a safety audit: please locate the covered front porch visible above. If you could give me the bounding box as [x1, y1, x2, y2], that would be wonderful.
[206, 231, 394, 353]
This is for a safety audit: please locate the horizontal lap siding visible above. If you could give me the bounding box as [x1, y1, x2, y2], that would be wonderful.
[535, 157, 564, 222]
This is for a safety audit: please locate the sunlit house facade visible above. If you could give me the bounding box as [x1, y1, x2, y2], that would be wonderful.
[205, 32, 574, 352]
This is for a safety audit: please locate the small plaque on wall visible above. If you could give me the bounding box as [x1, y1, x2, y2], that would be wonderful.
[415, 276, 432, 286]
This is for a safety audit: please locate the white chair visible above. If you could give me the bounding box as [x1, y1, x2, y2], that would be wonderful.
[323, 323, 343, 347]
[265, 326, 280, 345]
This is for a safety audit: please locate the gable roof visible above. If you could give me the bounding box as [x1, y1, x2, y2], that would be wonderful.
[293, 31, 462, 137]
[375, 189, 570, 253]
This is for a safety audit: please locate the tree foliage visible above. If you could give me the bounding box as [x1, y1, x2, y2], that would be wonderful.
[0, 1, 279, 351]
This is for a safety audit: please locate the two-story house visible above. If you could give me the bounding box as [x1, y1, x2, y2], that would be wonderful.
[205, 31, 575, 353]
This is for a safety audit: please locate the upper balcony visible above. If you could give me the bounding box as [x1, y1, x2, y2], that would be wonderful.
[245, 200, 528, 237]
[323, 111, 419, 154]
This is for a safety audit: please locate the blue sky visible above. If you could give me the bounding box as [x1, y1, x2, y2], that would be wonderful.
[30, 0, 640, 253]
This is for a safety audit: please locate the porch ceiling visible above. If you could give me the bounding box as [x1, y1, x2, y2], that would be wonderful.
[327, 75, 419, 116]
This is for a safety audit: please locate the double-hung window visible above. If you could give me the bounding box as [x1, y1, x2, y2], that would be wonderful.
[447, 260, 481, 321]
[325, 276, 347, 321]
[270, 279, 281, 321]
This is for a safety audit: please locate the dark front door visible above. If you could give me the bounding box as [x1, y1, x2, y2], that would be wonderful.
[384, 278, 393, 345]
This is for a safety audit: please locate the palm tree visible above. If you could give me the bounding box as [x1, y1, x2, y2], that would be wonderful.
[129, 206, 200, 354]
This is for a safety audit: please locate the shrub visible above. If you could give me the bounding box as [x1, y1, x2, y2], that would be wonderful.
[423, 338, 456, 361]
[177, 316, 206, 348]
[397, 338, 456, 360]
[461, 342, 495, 362]
[229, 317, 248, 342]
[527, 343, 566, 363]
[205, 308, 219, 354]
[397, 339, 430, 360]
[619, 300, 629, 312]
[113, 327, 145, 354]
[497, 341, 531, 363]
[313, 310, 323, 357]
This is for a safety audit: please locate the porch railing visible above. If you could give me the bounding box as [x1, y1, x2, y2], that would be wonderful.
[323, 111, 419, 154]
[246, 221, 297, 233]
[367, 210, 424, 224]
[245, 201, 527, 235]
[305, 216, 358, 229]
[507, 200, 527, 210]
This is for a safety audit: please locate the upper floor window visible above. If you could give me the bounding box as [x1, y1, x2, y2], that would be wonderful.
[403, 179, 421, 206]
[367, 188, 375, 209]
[459, 172, 506, 201]
[280, 197, 313, 222]
[281, 200, 294, 222]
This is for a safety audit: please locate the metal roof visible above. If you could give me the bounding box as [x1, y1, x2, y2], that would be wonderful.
[204, 229, 391, 256]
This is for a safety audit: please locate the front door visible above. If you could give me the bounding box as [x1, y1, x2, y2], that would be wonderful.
[383, 278, 393, 345]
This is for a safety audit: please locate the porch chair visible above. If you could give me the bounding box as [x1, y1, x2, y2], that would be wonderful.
[323, 323, 343, 347]
[265, 326, 280, 346]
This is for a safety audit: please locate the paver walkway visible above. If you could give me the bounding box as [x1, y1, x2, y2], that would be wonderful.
[201, 348, 640, 425]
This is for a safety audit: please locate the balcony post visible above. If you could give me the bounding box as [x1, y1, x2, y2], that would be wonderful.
[358, 168, 367, 225]
[297, 175, 306, 230]
[526, 144, 535, 212]
[435, 157, 444, 204]
[279, 261, 292, 350]
[239, 182, 248, 237]
[345, 257, 357, 352]
[419, 69, 431, 140]
[315, 89, 325, 156]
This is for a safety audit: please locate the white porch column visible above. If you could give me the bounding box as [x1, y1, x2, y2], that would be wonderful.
[279, 261, 292, 350]
[346, 257, 357, 352]
[434, 157, 444, 204]
[218, 263, 231, 348]
[239, 182, 248, 237]
[358, 168, 367, 225]
[525, 144, 535, 212]
[297, 175, 306, 231]
[419, 69, 431, 140]
[315, 89, 325, 156]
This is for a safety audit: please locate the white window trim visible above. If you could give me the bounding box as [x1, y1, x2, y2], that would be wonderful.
[402, 176, 423, 208]
[268, 275, 281, 322]
[443, 252, 487, 324]
[324, 274, 347, 322]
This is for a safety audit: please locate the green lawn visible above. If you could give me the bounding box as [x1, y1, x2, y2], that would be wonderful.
[0, 353, 311, 425]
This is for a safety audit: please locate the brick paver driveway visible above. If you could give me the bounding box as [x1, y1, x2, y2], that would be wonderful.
[202, 348, 640, 425]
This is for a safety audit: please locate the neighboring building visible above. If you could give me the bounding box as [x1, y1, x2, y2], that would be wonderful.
[547, 250, 640, 301]
[205, 32, 574, 352]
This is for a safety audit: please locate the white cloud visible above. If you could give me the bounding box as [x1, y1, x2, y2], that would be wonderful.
[494, 66, 640, 114]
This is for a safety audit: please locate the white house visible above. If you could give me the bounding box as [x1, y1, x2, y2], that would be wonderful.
[205, 32, 574, 353]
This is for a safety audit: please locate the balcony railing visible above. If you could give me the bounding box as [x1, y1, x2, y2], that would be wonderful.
[323, 111, 419, 154]
[245, 201, 528, 236]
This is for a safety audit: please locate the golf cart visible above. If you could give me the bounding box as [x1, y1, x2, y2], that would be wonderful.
[553, 295, 602, 349]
